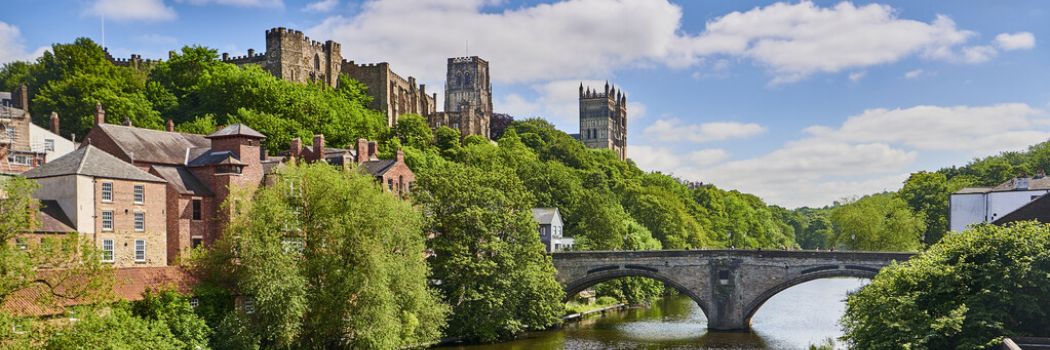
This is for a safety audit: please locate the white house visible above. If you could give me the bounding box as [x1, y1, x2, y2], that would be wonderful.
[29, 115, 75, 163]
[532, 207, 574, 252]
[950, 175, 1050, 232]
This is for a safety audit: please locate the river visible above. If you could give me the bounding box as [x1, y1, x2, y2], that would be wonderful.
[438, 278, 868, 349]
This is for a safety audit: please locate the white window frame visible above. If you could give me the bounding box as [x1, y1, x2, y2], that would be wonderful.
[102, 239, 114, 262]
[7, 154, 31, 166]
[134, 239, 146, 262]
[134, 212, 145, 232]
[44, 139, 54, 152]
[101, 182, 113, 202]
[101, 211, 114, 231]
[133, 184, 145, 204]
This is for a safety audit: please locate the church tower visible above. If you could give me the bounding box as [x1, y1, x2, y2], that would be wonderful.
[579, 81, 627, 160]
[443, 56, 492, 138]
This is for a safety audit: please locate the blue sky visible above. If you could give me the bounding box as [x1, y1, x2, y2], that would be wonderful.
[2, 0, 1048, 207]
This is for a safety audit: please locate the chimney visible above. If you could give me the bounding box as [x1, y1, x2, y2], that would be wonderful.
[166, 119, 175, 132]
[49, 112, 60, 134]
[1016, 177, 1030, 190]
[122, 116, 132, 126]
[368, 141, 377, 160]
[16, 84, 28, 111]
[355, 138, 368, 163]
[396, 149, 405, 163]
[94, 103, 105, 125]
[312, 134, 325, 161]
[290, 138, 302, 159]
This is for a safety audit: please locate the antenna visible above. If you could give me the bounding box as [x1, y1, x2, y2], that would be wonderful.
[101, 14, 106, 49]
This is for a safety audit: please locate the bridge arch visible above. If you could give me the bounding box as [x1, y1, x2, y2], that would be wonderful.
[562, 266, 711, 318]
[741, 266, 877, 325]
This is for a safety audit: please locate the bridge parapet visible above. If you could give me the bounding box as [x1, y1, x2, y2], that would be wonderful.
[551, 249, 915, 331]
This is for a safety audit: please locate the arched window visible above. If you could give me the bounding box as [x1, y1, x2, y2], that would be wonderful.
[314, 54, 321, 70]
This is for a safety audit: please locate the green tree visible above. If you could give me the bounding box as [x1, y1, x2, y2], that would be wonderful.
[415, 162, 563, 342]
[900, 171, 975, 245]
[44, 305, 182, 350]
[392, 114, 434, 149]
[829, 193, 924, 251]
[132, 289, 211, 350]
[842, 222, 1050, 349]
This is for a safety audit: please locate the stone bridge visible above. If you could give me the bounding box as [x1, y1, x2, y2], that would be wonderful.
[551, 249, 914, 331]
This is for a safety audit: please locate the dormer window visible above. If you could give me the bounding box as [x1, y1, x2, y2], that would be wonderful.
[217, 164, 244, 175]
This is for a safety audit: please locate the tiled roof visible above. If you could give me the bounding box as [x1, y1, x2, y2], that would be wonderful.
[532, 208, 559, 225]
[36, 200, 76, 233]
[188, 150, 241, 167]
[22, 145, 165, 183]
[990, 176, 1050, 191]
[361, 159, 396, 176]
[94, 124, 210, 165]
[150, 165, 213, 196]
[207, 124, 265, 139]
[1, 267, 196, 317]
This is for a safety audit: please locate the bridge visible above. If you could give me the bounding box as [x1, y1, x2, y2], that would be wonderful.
[551, 249, 914, 331]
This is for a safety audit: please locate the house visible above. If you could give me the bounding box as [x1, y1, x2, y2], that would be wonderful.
[992, 192, 1050, 225]
[950, 174, 1050, 232]
[532, 207, 573, 252]
[29, 112, 76, 161]
[284, 135, 415, 197]
[0, 85, 47, 175]
[21, 145, 169, 267]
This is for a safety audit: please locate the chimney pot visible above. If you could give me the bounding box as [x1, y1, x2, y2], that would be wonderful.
[50, 112, 60, 135]
[312, 134, 325, 161]
[166, 119, 175, 132]
[355, 138, 369, 163]
[290, 138, 302, 159]
[94, 103, 106, 125]
[122, 116, 132, 126]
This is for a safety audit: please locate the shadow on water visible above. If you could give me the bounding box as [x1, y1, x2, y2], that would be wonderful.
[437, 278, 867, 350]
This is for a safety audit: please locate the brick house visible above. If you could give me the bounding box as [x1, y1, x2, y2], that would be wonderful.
[1, 85, 48, 175]
[22, 145, 169, 267]
[285, 135, 415, 197]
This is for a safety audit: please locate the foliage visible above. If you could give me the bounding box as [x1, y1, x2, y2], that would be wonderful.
[899, 171, 975, 245]
[392, 114, 434, 150]
[194, 163, 447, 349]
[44, 305, 182, 350]
[829, 193, 923, 251]
[132, 289, 211, 350]
[842, 221, 1050, 349]
[415, 162, 564, 342]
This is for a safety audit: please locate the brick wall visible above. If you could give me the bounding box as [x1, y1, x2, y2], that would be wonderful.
[93, 178, 167, 267]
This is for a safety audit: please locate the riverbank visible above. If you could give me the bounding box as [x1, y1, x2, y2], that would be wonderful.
[563, 302, 627, 322]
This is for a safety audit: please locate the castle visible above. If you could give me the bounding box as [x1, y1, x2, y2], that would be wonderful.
[579, 82, 627, 160]
[429, 56, 493, 138]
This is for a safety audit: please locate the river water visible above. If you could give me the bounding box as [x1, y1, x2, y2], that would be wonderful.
[439, 278, 868, 350]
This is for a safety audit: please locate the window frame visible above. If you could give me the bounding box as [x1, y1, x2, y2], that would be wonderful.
[191, 199, 202, 221]
[134, 239, 146, 262]
[102, 239, 114, 262]
[101, 182, 113, 202]
[133, 184, 145, 204]
[44, 139, 54, 152]
[134, 212, 145, 232]
[101, 210, 114, 231]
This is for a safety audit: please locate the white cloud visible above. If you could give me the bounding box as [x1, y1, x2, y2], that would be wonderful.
[995, 32, 1036, 51]
[960, 45, 997, 63]
[848, 71, 866, 82]
[304, 0, 338, 12]
[904, 69, 924, 79]
[308, 0, 1022, 85]
[86, 0, 176, 22]
[0, 21, 47, 64]
[632, 103, 1050, 208]
[643, 119, 766, 143]
[177, 0, 282, 7]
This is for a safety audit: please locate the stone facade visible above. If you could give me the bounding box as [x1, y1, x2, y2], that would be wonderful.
[92, 178, 168, 267]
[0, 85, 47, 174]
[430, 56, 492, 138]
[223, 27, 343, 88]
[285, 136, 416, 198]
[579, 82, 627, 160]
[343, 61, 437, 127]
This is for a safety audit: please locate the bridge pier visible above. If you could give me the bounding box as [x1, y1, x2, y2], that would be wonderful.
[552, 250, 913, 331]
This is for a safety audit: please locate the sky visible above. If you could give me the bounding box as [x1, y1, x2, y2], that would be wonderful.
[1, 0, 1048, 208]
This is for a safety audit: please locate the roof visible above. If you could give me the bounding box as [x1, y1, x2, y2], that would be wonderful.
[150, 165, 213, 196]
[954, 187, 995, 194]
[187, 150, 242, 167]
[361, 159, 396, 176]
[207, 124, 265, 139]
[93, 124, 210, 165]
[36, 200, 75, 233]
[953, 176, 1050, 195]
[22, 145, 165, 182]
[1, 267, 196, 317]
[532, 208, 560, 225]
[993, 193, 1050, 225]
[0, 105, 26, 119]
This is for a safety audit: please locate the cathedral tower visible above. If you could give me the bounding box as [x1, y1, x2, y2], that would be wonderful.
[443, 56, 492, 138]
[579, 81, 627, 160]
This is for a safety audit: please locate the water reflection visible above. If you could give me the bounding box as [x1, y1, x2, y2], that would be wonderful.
[438, 278, 868, 350]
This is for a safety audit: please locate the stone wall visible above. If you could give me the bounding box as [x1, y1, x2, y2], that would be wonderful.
[343, 61, 437, 126]
[92, 178, 168, 267]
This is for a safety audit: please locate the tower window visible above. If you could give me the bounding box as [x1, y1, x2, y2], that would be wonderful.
[192, 199, 202, 221]
[314, 54, 321, 70]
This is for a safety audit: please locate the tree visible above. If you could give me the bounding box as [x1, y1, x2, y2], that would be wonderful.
[842, 222, 1050, 349]
[44, 305, 183, 350]
[900, 171, 975, 245]
[829, 193, 924, 251]
[194, 163, 447, 349]
[415, 162, 563, 342]
[132, 289, 212, 350]
[392, 114, 434, 149]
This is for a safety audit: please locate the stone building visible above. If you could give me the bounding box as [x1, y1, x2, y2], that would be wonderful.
[21, 145, 169, 267]
[532, 207, 573, 253]
[579, 82, 627, 160]
[343, 61, 437, 127]
[430, 56, 492, 138]
[222, 27, 343, 88]
[0, 85, 47, 175]
[284, 135, 416, 198]
[950, 173, 1050, 232]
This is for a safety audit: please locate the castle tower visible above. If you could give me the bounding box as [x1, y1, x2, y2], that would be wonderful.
[444, 56, 492, 138]
[262, 27, 343, 88]
[579, 81, 627, 160]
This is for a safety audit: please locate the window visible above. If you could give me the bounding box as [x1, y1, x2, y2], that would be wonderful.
[387, 178, 394, 191]
[134, 212, 145, 232]
[192, 199, 202, 220]
[7, 154, 30, 166]
[102, 239, 114, 262]
[134, 239, 146, 262]
[243, 298, 255, 314]
[44, 139, 54, 152]
[216, 165, 243, 175]
[5, 127, 14, 141]
[133, 185, 145, 204]
[101, 211, 114, 231]
[191, 238, 203, 249]
[101, 182, 113, 202]
[190, 298, 200, 308]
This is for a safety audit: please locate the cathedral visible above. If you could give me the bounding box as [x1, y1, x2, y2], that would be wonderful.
[579, 82, 627, 160]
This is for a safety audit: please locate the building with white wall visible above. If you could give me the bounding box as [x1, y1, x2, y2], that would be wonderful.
[950, 176, 1050, 232]
[29, 118, 75, 163]
[532, 207, 574, 252]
